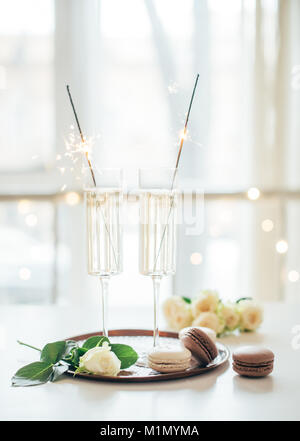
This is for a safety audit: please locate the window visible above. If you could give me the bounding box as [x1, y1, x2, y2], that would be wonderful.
[0, 0, 54, 170]
[1, 0, 300, 306]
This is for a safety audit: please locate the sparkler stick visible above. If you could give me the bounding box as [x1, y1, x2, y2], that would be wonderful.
[153, 74, 199, 271]
[66, 85, 97, 187]
[66, 85, 119, 269]
[171, 73, 199, 187]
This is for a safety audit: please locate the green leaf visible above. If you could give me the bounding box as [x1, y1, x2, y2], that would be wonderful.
[182, 296, 192, 304]
[82, 336, 110, 350]
[236, 297, 253, 304]
[40, 341, 67, 364]
[12, 362, 53, 387]
[64, 347, 87, 368]
[51, 364, 70, 382]
[110, 344, 138, 369]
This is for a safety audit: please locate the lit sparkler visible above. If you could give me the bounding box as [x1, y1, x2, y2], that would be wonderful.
[153, 73, 200, 271]
[66, 85, 97, 187]
[65, 84, 118, 268]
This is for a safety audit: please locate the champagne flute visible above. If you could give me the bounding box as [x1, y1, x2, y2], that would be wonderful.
[139, 168, 178, 348]
[84, 168, 123, 337]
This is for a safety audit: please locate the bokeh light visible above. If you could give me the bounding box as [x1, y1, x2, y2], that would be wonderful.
[261, 219, 274, 232]
[190, 252, 203, 265]
[247, 187, 260, 201]
[276, 240, 288, 254]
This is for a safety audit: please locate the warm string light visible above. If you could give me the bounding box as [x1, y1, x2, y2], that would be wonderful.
[18, 199, 31, 215]
[247, 187, 260, 200]
[261, 219, 274, 232]
[246, 188, 290, 258]
[276, 239, 288, 254]
[65, 192, 80, 206]
[288, 270, 299, 283]
[19, 267, 31, 281]
[191, 188, 295, 278]
[190, 252, 203, 265]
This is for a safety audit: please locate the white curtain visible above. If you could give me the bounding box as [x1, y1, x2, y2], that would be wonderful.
[1, 0, 300, 305]
[174, 0, 300, 303]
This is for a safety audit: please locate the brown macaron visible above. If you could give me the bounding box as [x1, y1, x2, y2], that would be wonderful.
[232, 346, 274, 377]
[179, 327, 218, 366]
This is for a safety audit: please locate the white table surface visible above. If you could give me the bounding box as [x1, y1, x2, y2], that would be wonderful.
[1, 302, 300, 421]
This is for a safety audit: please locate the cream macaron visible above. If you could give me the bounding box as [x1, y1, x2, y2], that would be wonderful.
[148, 345, 191, 373]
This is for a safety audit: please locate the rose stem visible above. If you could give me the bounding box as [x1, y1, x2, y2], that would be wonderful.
[17, 340, 42, 352]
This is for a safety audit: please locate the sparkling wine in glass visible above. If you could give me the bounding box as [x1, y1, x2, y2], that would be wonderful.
[85, 168, 123, 337]
[139, 168, 177, 348]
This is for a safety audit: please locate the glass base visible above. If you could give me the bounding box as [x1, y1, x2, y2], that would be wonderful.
[136, 351, 149, 368]
[136, 341, 170, 368]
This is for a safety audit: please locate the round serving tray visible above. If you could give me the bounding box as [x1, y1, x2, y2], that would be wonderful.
[65, 329, 230, 382]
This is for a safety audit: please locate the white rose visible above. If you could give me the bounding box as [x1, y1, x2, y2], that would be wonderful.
[237, 299, 263, 332]
[192, 311, 225, 335]
[191, 290, 219, 318]
[79, 342, 121, 376]
[163, 296, 193, 331]
[218, 302, 240, 331]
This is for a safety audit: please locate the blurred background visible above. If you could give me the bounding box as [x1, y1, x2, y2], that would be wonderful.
[0, 0, 300, 308]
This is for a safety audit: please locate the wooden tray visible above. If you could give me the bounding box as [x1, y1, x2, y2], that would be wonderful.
[65, 329, 230, 382]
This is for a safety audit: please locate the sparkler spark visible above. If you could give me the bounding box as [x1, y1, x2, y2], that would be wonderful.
[179, 129, 188, 141]
[168, 81, 179, 95]
[66, 85, 97, 187]
[60, 133, 96, 182]
[65, 134, 95, 161]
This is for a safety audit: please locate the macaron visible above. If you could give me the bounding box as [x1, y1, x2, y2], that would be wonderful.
[232, 346, 274, 377]
[179, 326, 217, 342]
[148, 345, 191, 373]
[179, 327, 218, 366]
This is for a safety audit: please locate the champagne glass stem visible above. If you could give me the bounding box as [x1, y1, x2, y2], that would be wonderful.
[152, 275, 162, 347]
[100, 276, 110, 337]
